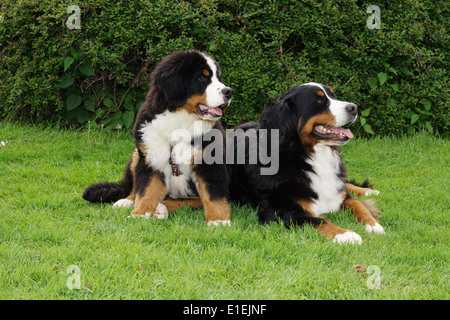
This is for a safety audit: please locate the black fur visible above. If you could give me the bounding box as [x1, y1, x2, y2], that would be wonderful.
[83, 50, 230, 210]
[228, 84, 353, 229]
[82, 154, 134, 203]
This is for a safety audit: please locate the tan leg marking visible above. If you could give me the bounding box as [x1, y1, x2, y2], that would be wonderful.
[132, 174, 168, 217]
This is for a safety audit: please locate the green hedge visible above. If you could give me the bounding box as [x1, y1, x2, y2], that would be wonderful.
[0, 0, 448, 136]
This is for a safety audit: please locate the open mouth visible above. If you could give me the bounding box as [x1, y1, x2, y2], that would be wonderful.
[313, 125, 354, 141]
[196, 103, 228, 118]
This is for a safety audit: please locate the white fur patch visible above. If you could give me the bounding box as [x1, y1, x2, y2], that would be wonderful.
[207, 220, 231, 227]
[304, 82, 355, 127]
[365, 189, 380, 196]
[127, 203, 168, 220]
[153, 203, 169, 219]
[365, 222, 385, 234]
[306, 144, 346, 216]
[333, 231, 362, 245]
[113, 199, 134, 208]
[140, 109, 213, 199]
[201, 53, 228, 109]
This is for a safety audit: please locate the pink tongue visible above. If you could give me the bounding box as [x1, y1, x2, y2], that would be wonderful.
[208, 107, 222, 116]
[331, 127, 353, 139]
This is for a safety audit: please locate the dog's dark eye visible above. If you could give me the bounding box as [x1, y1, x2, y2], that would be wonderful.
[317, 98, 323, 103]
[199, 75, 207, 82]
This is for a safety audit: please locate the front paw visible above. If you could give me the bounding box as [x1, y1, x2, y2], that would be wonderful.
[365, 189, 380, 196]
[333, 231, 362, 245]
[365, 222, 385, 234]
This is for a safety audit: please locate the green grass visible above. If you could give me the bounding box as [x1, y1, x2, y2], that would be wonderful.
[0, 121, 448, 299]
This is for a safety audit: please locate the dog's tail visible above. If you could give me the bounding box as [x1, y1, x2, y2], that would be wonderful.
[82, 154, 135, 203]
[361, 199, 381, 218]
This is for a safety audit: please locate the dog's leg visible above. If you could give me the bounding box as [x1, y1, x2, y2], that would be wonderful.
[132, 173, 168, 219]
[346, 181, 380, 197]
[258, 201, 362, 245]
[342, 198, 385, 234]
[314, 219, 363, 245]
[196, 177, 230, 226]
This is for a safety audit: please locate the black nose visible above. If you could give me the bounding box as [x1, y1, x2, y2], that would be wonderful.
[346, 103, 357, 116]
[222, 87, 233, 100]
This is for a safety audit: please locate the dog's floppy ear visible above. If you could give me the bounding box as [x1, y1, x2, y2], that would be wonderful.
[260, 93, 300, 146]
[152, 59, 190, 110]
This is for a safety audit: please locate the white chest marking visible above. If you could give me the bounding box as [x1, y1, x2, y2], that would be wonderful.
[306, 144, 345, 216]
[139, 110, 213, 198]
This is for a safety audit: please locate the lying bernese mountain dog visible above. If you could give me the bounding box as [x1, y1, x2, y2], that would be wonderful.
[228, 83, 384, 244]
[83, 50, 233, 226]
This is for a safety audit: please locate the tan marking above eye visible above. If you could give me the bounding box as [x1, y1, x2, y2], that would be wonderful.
[202, 69, 210, 77]
[316, 90, 325, 97]
[330, 88, 334, 94]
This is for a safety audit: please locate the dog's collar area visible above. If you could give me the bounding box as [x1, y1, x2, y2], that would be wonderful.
[169, 145, 183, 176]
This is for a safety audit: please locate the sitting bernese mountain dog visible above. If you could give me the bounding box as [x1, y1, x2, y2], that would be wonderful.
[228, 83, 384, 244]
[83, 50, 233, 226]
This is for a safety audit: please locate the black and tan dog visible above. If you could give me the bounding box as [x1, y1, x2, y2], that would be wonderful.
[83, 50, 233, 225]
[228, 83, 384, 244]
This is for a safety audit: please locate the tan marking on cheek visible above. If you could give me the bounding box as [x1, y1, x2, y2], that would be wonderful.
[298, 112, 337, 150]
[176, 93, 208, 114]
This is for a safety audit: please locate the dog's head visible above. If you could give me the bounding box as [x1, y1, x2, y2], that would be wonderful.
[151, 50, 232, 121]
[263, 83, 357, 149]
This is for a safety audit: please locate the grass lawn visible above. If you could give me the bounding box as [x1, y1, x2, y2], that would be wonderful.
[0, 121, 448, 300]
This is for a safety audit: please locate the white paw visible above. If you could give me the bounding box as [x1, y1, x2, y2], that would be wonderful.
[127, 203, 168, 219]
[207, 220, 231, 227]
[333, 231, 362, 245]
[365, 189, 380, 196]
[365, 222, 385, 234]
[113, 199, 134, 208]
[153, 203, 168, 220]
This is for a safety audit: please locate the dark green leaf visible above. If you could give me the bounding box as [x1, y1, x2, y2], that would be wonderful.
[79, 63, 95, 76]
[76, 110, 91, 124]
[363, 124, 374, 135]
[123, 110, 135, 128]
[410, 114, 420, 124]
[64, 57, 74, 71]
[66, 95, 82, 111]
[103, 97, 114, 108]
[377, 72, 388, 86]
[59, 74, 75, 88]
[368, 78, 378, 90]
[423, 101, 431, 111]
